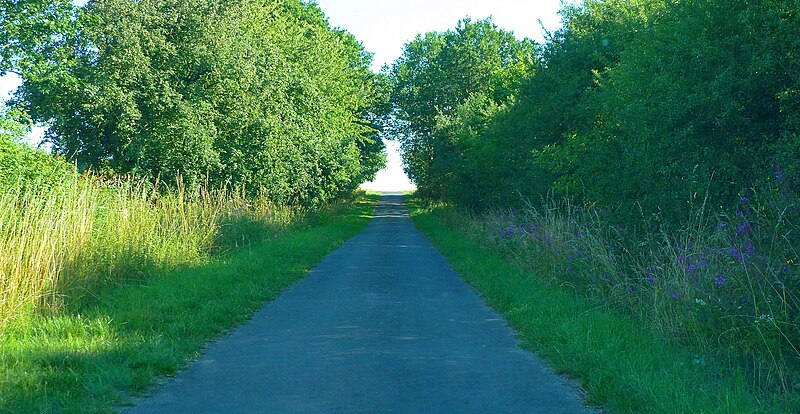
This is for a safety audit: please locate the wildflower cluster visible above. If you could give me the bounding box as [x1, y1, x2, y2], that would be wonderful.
[462, 188, 800, 394]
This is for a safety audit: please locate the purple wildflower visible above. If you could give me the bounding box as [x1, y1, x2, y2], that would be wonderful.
[672, 292, 681, 299]
[714, 275, 727, 286]
[685, 263, 697, 273]
[735, 210, 744, 217]
[646, 273, 657, 283]
[602, 273, 610, 280]
[740, 196, 749, 203]
[718, 222, 728, 229]
[736, 222, 750, 235]
[728, 247, 743, 262]
[500, 226, 516, 239]
[744, 243, 756, 256]
[776, 167, 784, 181]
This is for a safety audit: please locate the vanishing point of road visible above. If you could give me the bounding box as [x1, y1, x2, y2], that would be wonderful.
[127, 195, 596, 413]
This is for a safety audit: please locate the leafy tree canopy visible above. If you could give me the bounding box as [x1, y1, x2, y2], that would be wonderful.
[387, 18, 536, 197]
[390, 0, 800, 224]
[2, 0, 386, 205]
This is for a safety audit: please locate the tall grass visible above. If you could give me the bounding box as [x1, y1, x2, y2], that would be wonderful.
[441, 188, 800, 399]
[0, 193, 377, 413]
[0, 176, 300, 325]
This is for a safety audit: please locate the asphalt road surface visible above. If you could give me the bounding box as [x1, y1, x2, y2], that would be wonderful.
[126, 195, 597, 413]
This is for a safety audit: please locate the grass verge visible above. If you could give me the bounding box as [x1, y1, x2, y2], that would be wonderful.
[0, 193, 378, 413]
[408, 197, 788, 414]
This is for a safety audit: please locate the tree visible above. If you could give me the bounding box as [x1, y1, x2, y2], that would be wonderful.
[3, 0, 385, 205]
[388, 18, 536, 198]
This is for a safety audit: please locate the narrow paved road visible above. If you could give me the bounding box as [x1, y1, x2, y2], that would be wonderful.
[127, 195, 596, 413]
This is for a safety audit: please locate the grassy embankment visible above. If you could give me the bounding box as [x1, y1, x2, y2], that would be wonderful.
[409, 197, 797, 413]
[0, 172, 378, 413]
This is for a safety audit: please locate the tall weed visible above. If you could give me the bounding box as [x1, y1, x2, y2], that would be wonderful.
[447, 188, 800, 396]
[0, 176, 300, 325]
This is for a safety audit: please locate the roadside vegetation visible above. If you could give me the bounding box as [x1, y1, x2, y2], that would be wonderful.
[410, 198, 787, 413]
[0, 110, 379, 412]
[0, 154, 300, 326]
[1, 0, 384, 411]
[388, 0, 800, 410]
[0, 191, 377, 413]
[3, 0, 798, 412]
[2, 0, 387, 204]
[1, 0, 387, 325]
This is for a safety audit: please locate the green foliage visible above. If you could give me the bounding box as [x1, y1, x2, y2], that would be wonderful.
[554, 0, 798, 220]
[0, 107, 76, 192]
[409, 198, 786, 413]
[387, 18, 536, 198]
[391, 0, 800, 222]
[0, 0, 77, 76]
[0, 105, 29, 141]
[0, 194, 377, 412]
[391, 0, 800, 402]
[4, 0, 385, 205]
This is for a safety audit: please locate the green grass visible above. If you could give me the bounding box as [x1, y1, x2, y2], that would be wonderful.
[0, 176, 307, 324]
[407, 197, 789, 414]
[0, 193, 378, 413]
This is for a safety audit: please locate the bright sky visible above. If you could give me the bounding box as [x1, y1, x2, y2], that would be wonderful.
[315, 0, 570, 72]
[1, 0, 575, 192]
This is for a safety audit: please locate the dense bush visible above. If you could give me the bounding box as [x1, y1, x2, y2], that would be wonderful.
[391, 0, 800, 223]
[0, 107, 76, 191]
[553, 0, 800, 221]
[2, 0, 386, 205]
[388, 18, 536, 201]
